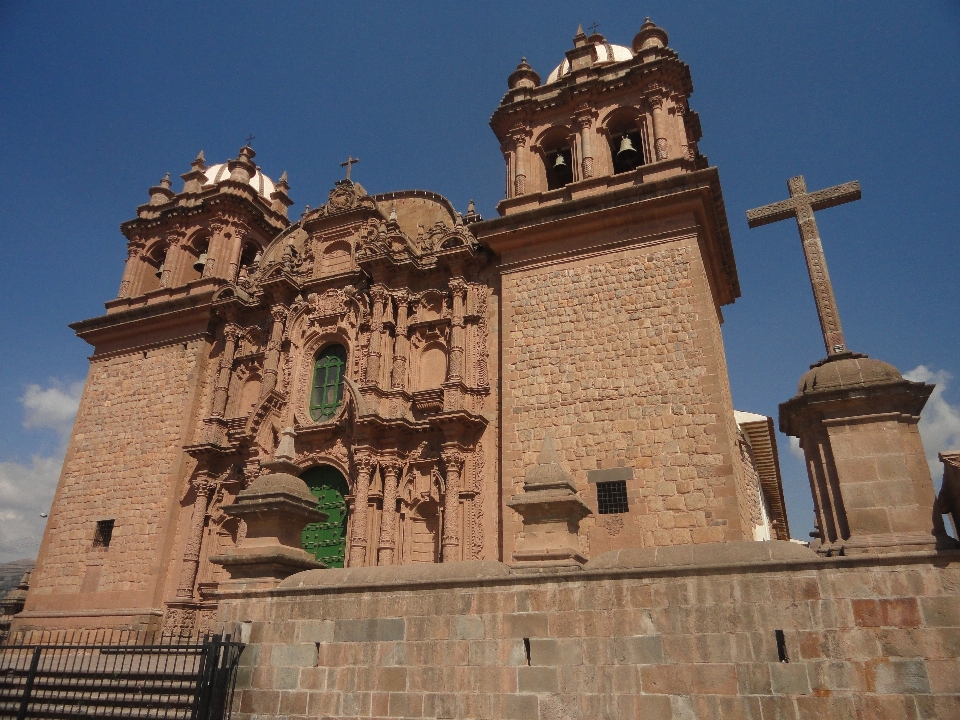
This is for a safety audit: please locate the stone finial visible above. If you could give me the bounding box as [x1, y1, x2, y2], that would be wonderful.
[389, 204, 398, 223]
[507, 57, 541, 90]
[632, 17, 669, 54]
[507, 433, 592, 568]
[211, 427, 325, 589]
[270, 170, 294, 217]
[181, 151, 208, 194]
[228, 145, 257, 184]
[148, 172, 176, 205]
[573, 24, 588, 48]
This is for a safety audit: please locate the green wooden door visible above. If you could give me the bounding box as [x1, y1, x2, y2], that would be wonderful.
[300, 466, 349, 568]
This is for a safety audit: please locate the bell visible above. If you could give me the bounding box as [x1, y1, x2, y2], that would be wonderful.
[155, 262, 164, 279]
[617, 135, 639, 165]
[553, 153, 568, 169]
[193, 252, 207, 273]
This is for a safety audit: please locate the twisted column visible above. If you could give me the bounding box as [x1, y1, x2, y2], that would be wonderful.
[117, 242, 144, 298]
[441, 448, 464, 562]
[176, 472, 216, 598]
[349, 454, 375, 567]
[210, 324, 242, 418]
[377, 457, 402, 565]
[510, 129, 528, 196]
[259, 304, 288, 400]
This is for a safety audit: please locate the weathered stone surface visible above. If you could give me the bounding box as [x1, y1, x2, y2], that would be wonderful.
[223, 551, 960, 719]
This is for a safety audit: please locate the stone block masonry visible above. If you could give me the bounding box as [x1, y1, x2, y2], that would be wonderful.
[217, 546, 960, 719]
[20, 339, 209, 625]
[500, 236, 749, 561]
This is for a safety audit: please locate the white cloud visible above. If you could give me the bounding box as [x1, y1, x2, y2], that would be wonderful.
[788, 435, 805, 460]
[904, 365, 960, 479]
[21, 381, 83, 443]
[0, 455, 61, 563]
[0, 380, 83, 563]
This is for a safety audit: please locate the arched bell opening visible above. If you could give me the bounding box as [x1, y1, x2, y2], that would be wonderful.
[182, 235, 211, 284]
[139, 243, 168, 294]
[605, 109, 646, 175]
[539, 127, 574, 191]
[299, 465, 350, 569]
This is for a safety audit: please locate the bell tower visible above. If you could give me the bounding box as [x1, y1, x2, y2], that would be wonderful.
[490, 19, 704, 216]
[477, 19, 754, 561]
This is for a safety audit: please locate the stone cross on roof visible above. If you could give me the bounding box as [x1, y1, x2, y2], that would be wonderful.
[746, 175, 861, 358]
[340, 156, 360, 181]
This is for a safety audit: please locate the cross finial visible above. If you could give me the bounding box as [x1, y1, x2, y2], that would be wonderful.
[747, 175, 862, 357]
[588, 21, 600, 35]
[244, 134, 255, 146]
[340, 156, 360, 181]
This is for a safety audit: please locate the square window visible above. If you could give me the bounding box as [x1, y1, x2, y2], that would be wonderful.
[597, 480, 629, 515]
[93, 519, 115, 548]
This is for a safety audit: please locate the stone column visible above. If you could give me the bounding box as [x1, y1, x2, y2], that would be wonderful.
[364, 287, 388, 388]
[391, 291, 410, 389]
[175, 472, 216, 599]
[441, 448, 464, 562]
[211, 324, 242, 418]
[377, 457, 402, 565]
[574, 108, 595, 179]
[225, 227, 247, 283]
[203, 222, 226, 279]
[510, 129, 528, 196]
[117, 242, 144, 298]
[259, 305, 288, 400]
[648, 92, 668, 161]
[158, 233, 183, 289]
[447, 279, 467, 382]
[349, 454, 375, 567]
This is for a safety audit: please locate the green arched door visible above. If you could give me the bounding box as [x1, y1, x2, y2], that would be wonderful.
[300, 465, 349, 568]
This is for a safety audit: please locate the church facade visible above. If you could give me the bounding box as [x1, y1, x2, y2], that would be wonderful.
[18, 19, 788, 635]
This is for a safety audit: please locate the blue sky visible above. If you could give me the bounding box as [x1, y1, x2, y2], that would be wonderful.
[1, 1, 958, 561]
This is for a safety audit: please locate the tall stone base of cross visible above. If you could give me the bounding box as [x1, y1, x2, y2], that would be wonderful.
[748, 176, 954, 555]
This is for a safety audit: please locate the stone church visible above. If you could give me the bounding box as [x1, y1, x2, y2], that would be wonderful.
[15, 18, 959, 717]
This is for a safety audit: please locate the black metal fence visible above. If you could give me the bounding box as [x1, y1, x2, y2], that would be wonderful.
[0, 630, 243, 720]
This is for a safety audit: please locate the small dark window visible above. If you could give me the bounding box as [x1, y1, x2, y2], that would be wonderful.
[775, 629, 789, 663]
[93, 519, 115, 548]
[597, 480, 629, 515]
[310, 345, 347, 422]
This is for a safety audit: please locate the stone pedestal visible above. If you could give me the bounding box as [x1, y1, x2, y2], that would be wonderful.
[212, 430, 327, 589]
[507, 436, 592, 568]
[780, 353, 952, 556]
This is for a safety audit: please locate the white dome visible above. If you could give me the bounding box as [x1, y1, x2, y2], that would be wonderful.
[202, 162, 275, 198]
[545, 42, 634, 84]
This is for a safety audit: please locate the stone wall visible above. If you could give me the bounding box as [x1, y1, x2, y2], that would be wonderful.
[21, 339, 208, 623]
[218, 543, 960, 719]
[500, 236, 748, 560]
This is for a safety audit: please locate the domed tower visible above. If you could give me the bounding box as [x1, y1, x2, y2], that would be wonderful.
[490, 20, 704, 214]
[476, 21, 761, 561]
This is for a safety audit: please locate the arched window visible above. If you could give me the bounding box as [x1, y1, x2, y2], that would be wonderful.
[605, 110, 645, 175]
[540, 127, 574, 191]
[310, 344, 347, 421]
[300, 465, 349, 568]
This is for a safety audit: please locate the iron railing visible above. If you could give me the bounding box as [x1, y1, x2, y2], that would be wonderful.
[0, 630, 243, 720]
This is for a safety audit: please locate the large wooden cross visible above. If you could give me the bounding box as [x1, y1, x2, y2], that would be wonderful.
[340, 156, 360, 181]
[746, 175, 861, 357]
